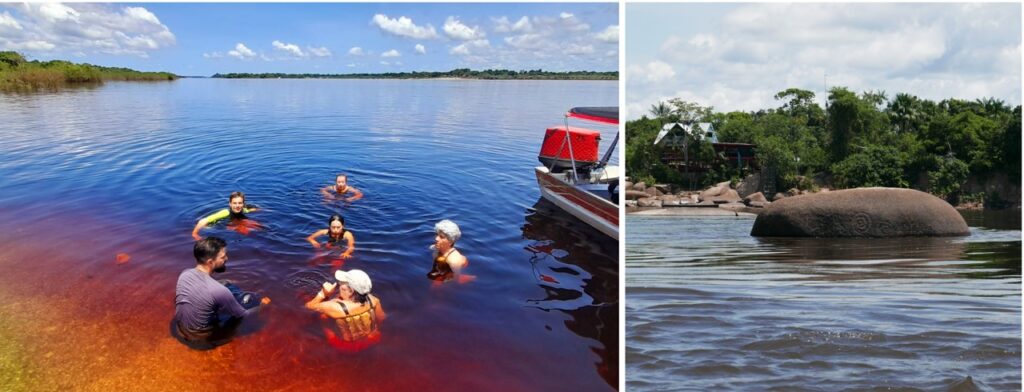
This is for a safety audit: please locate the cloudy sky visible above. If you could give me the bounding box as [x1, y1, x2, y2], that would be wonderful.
[626, 3, 1021, 119]
[0, 3, 618, 76]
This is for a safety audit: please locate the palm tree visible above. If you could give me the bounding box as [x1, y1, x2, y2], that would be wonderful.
[888, 93, 922, 134]
[649, 101, 672, 120]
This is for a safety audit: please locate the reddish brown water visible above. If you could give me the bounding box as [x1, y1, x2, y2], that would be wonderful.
[0, 79, 619, 391]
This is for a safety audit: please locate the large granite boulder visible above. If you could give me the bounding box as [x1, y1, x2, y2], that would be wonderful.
[709, 189, 742, 204]
[637, 197, 662, 208]
[632, 182, 646, 192]
[625, 190, 648, 200]
[751, 187, 969, 237]
[744, 192, 768, 204]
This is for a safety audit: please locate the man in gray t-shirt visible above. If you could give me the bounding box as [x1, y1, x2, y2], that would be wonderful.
[174, 237, 261, 343]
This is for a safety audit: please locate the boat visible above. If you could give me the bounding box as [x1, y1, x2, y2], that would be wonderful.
[534, 107, 619, 240]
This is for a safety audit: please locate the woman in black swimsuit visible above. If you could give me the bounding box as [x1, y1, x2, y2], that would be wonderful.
[306, 214, 356, 258]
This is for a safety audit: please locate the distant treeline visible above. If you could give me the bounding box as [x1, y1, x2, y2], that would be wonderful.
[0, 51, 177, 92]
[627, 88, 1021, 207]
[212, 68, 618, 80]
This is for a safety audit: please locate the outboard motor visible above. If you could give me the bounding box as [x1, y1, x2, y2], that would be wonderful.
[538, 126, 601, 173]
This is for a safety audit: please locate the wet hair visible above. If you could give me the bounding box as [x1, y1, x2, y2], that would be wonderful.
[335, 173, 348, 181]
[343, 286, 370, 305]
[229, 191, 245, 203]
[194, 237, 227, 264]
[328, 214, 345, 227]
[435, 219, 461, 243]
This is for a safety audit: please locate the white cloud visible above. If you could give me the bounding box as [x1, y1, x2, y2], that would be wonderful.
[565, 43, 594, 55]
[227, 43, 255, 59]
[0, 3, 175, 56]
[596, 25, 618, 43]
[346, 63, 356, 67]
[381, 49, 401, 58]
[380, 60, 390, 66]
[560, 12, 573, 19]
[414, 44, 426, 54]
[450, 45, 469, 56]
[504, 33, 546, 50]
[202, 52, 223, 59]
[493, 16, 532, 33]
[272, 40, 305, 57]
[628, 61, 676, 84]
[0, 11, 23, 31]
[307, 46, 331, 57]
[348, 46, 364, 56]
[443, 16, 486, 41]
[449, 39, 489, 56]
[371, 14, 438, 40]
[627, 3, 1022, 118]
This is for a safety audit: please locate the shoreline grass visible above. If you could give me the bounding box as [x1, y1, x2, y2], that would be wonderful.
[0, 51, 176, 92]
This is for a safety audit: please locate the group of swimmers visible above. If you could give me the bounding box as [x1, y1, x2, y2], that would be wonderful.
[173, 173, 467, 348]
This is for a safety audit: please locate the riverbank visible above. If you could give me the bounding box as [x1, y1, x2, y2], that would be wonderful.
[0, 51, 176, 92]
[212, 69, 618, 80]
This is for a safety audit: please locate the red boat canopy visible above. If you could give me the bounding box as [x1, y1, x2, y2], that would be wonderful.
[567, 107, 618, 125]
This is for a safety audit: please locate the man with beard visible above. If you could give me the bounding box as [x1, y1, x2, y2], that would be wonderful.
[191, 191, 260, 241]
[173, 237, 264, 343]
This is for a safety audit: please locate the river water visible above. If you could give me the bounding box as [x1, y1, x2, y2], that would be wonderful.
[626, 210, 1021, 391]
[0, 79, 618, 391]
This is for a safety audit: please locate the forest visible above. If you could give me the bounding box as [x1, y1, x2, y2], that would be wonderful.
[626, 88, 1021, 207]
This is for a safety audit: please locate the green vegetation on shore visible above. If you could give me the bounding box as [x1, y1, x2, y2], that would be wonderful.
[627, 88, 1021, 207]
[0, 51, 177, 92]
[212, 68, 617, 80]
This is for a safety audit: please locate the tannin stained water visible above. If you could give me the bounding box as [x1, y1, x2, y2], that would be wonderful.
[626, 212, 1020, 391]
[0, 79, 618, 391]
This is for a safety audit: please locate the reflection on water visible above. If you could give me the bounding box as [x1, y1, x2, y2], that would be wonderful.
[627, 212, 1021, 391]
[521, 199, 619, 387]
[0, 79, 618, 391]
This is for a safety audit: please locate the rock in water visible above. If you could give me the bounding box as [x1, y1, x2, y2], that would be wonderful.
[750, 187, 969, 237]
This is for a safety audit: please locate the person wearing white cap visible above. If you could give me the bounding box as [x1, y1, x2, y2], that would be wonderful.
[304, 269, 385, 342]
[427, 219, 468, 281]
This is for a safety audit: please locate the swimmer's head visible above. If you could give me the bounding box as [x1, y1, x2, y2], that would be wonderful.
[194, 236, 228, 272]
[434, 219, 461, 246]
[328, 214, 345, 236]
[229, 191, 245, 214]
[335, 269, 372, 298]
[335, 174, 348, 189]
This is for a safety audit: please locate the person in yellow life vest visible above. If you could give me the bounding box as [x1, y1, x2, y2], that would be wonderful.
[427, 219, 468, 281]
[191, 191, 260, 241]
[305, 269, 385, 342]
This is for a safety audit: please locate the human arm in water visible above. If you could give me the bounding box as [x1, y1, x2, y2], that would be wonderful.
[370, 294, 386, 322]
[320, 185, 334, 199]
[307, 229, 328, 249]
[192, 208, 257, 240]
[345, 186, 364, 203]
[217, 285, 260, 320]
[340, 231, 356, 258]
[447, 250, 468, 274]
[304, 282, 345, 318]
[191, 209, 227, 241]
[192, 220, 209, 241]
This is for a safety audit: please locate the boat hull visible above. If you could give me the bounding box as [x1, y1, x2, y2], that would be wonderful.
[535, 167, 619, 240]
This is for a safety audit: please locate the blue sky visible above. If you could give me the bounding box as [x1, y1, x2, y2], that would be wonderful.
[626, 3, 1021, 119]
[0, 3, 618, 76]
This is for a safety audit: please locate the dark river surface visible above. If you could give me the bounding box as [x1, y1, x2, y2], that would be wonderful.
[626, 210, 1021, 391]
[0, 79, 618, 391]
